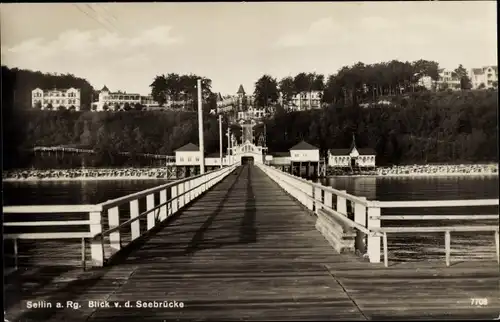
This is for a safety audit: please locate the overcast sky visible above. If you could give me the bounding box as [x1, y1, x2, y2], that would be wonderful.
[1, 2, 497, 95]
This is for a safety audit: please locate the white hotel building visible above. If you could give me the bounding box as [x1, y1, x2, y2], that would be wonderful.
[32, 88, 81, 110]
[279, 90, 322, 111]
[93, 86, 160, 111]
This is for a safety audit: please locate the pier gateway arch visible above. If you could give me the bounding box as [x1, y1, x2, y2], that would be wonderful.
[231, 140, 264, 165]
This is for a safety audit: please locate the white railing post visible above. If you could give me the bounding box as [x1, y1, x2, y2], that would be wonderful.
[146, 193, 155, 230]
[367, 203, 381, 263]
[129, 200, 140, 241]
[183, 181, 189, 203]
[337, 191, 347, 215]
[314, 186, 322, 214]
[107, 206, 121, 253]
[495, 230, 499, 264]
[171, 185, 178, 214]
[354, 197, 367, 254]
[445, 230, 451, 267]
[89, 211, 104, 267]
[159, 189, 167, 221]
[178, 183, 185, 208]
[307, 181, 314, 211]
[324, 190, 332, 209]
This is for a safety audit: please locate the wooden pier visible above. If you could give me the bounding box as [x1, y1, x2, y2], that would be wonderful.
[3, 164, 500, 321]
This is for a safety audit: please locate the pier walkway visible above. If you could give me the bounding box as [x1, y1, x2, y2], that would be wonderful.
[4, 165, 500, 321]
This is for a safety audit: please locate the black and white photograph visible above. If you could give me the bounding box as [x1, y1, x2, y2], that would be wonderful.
[1, 1, 499, 321]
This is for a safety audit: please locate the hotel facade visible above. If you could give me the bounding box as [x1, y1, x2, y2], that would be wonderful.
[32, 88, 81, 110]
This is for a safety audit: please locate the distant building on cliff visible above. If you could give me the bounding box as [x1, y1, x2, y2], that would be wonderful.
[32, 87, 81, 110]
[470, 66, 498, 89]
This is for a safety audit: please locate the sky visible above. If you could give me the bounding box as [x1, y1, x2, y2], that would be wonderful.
[0, 2, 497, 96]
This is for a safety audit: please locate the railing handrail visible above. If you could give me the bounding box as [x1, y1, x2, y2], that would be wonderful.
[259, 163, 371, 206]
[93, 165, 238, 240]
[319, 208, 371, 235]
[374, 214, 499, 220]
[98, 166, 231, 210]
[3, 204, 103, 213]
[376, 199, 499, 208]
[373, 225, 499, 233]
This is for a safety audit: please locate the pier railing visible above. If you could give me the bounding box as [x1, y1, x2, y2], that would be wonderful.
[3, 164, 239, 271]
[257, 163, 500, 266]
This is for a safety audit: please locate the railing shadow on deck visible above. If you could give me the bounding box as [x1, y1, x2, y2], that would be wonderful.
[117, 165, 259, 265]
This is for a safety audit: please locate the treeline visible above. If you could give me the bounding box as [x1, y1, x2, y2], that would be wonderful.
[1, 66, 95, 110]
[150, 73, 215, 109]
[3, 108, 227, 169]
[258, 90, 498, 165]
[252, 60, 479, 109]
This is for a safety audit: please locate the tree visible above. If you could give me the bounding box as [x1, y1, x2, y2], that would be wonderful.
[254, 74, 279, 110]
[69, 105, 76, 111]
[46, 103, 53, 110]
[34, 101, 42, 109]
[453, 64, 472, 90]
[478, 83, 486, 89]
[134, 103, 143, 111]
[113, 103, 121, 111]
[150, 75, 168, 106]
[278, 76, 296, 107]
[103, 104, 109, 111]
[123, 102, 131, 111]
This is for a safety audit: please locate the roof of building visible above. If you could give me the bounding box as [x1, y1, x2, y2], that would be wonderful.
[329, 148, 352, 156]
[472, 66, 498, 75]
[205, 152, 227, 158]
[290, 140, 318, 151]
[101, 85, 110, 92]
[272, 152, 290, 157]
[358, 148, 376, 155]
[237, 85, 245, 94]
[329, 148, 376, 156]
[175, 143, 200, 152]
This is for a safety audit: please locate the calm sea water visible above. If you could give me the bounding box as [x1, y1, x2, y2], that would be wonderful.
[3, 176, 498, 206]
[319, 175, 499, 201]
[3, 179, 171, 206]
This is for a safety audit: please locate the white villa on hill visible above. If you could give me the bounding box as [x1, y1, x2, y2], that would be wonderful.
[32, 87, 81, 110]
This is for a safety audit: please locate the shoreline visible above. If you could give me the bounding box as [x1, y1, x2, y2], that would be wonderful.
[3, 172, 498, 182]
[333, 172, 498, 179]
[2, 176, 167, 183]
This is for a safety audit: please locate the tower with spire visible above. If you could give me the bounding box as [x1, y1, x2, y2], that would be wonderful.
[237, 85, 245, 111]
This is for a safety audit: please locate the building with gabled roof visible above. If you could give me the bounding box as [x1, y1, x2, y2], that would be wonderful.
[175, 143, 202, 166]
[470, 66, 498, 89]
[31, 87, 81, 110]
[328, 135, 376, 168]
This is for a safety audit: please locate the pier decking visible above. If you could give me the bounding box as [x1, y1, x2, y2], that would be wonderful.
[4, 165, 500, 321]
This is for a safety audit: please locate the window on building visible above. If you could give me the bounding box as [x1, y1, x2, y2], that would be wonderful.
[188, 157, 192, 162]
[180, 157, 184, 162]
[196, 157, 200, 161]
